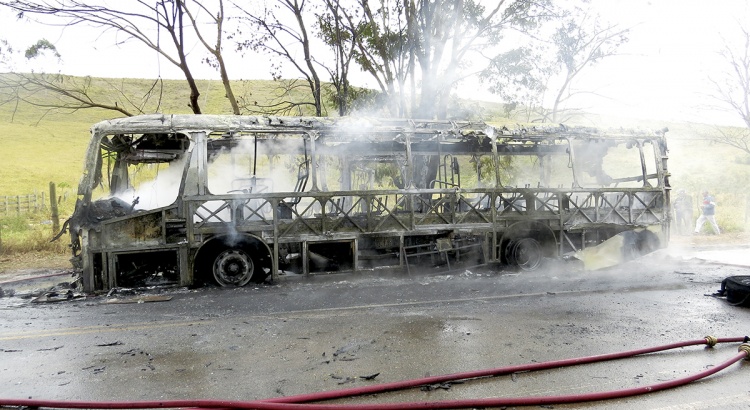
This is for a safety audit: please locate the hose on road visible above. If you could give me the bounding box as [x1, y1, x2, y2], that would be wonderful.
[1, 336, 748, 409]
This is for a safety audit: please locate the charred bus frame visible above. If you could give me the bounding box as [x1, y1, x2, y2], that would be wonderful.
[67, 115, 670, 292]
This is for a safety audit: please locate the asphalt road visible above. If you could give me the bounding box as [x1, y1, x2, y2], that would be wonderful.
[1, 246, 750, 409]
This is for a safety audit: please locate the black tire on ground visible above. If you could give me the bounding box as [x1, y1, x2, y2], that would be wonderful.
[719, 276, 750, 307]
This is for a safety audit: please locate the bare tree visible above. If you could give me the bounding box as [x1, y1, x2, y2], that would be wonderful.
[239, 79, 321, 116]
[235, 0, 325, 116]
[709, 24, 750, 155]
[712, 126, 750, 155]
[0, 39, 164, 120]
[183, 0, 240, 114]
[0, 0, 207, 114]
[0, 72, 163, 121]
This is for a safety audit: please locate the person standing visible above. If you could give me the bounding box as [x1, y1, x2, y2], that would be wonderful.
[672, 189, 693, 235]
[694, 191, 720, 234]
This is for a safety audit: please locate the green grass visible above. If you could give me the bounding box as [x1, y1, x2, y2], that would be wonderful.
[0, 212, 68, 254]
[0, 75, 323, 195]
[0, 74, 748, 259]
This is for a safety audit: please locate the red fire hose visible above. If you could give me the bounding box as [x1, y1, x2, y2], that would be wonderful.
[1, 336, 748, 409]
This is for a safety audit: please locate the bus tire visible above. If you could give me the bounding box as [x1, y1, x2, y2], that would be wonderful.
[505, 237, 543, 271]
[212, 248, 257, 287]
[500, 222, 557, 271]
[196, 234, 272, 287]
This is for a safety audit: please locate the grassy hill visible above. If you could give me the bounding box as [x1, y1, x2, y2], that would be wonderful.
[0, 74, 748, 261]
[0, 75, 309, 196]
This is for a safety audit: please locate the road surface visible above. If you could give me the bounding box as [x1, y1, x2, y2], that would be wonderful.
[1, 243, 749, 409]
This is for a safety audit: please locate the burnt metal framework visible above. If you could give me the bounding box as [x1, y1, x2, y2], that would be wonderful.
[69, 115, 670, 292]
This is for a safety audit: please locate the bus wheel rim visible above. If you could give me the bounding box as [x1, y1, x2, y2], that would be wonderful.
[213, 249, 254, 286]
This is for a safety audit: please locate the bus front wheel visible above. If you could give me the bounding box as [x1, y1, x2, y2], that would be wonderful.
[212, 249, 256, 287]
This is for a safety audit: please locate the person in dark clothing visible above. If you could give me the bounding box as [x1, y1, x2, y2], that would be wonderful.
[672, 189, 693, 235]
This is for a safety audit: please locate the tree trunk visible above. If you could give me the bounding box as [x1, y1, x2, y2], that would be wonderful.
[294, 0, 322, 116]
[175, 1, 201, 114]
[181, 62, 202, 114]
[217, 54, 240, 114]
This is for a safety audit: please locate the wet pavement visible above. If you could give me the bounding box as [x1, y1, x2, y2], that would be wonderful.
[1, 244, 750, 409]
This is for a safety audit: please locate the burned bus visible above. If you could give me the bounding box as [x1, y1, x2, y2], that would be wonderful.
[66, 115, 670, 292]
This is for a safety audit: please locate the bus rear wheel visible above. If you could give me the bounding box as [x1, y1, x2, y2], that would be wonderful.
[213, 249, 256, 287]
[505, 237, 543, 271]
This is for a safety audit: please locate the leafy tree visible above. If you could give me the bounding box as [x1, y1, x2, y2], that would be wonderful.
[481, 6, 628, 123]
[345, 0, 411, 117]
[23, 39, 61, 60]
[233, 0, 381, 116]
[547, 9, 628, 122]
[339, 0, 556, 120]
[480, 46, 552, 122]
[316, 0, 357, 115]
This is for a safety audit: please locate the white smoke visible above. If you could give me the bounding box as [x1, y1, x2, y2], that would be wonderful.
[207, 136, 306, 195]
[116, 157, 187, 210]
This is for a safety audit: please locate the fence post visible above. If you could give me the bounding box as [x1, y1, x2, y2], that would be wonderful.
[50, 182, 60, 234]
[15, 195, 20, 215]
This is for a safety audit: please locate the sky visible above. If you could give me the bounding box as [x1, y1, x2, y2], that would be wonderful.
[577, 0, 749, 126]
[1, 0, 748, 127]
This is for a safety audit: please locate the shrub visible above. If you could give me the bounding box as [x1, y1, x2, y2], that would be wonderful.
[0, 213, 68, 255]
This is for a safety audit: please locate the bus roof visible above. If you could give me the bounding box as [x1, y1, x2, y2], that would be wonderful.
[90, 114, 668, 143]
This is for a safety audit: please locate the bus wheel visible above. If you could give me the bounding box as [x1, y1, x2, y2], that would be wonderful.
[505, 238, 543, 271]
[213, 249, 256, 287]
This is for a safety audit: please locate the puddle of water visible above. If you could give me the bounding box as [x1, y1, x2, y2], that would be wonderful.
[694, 249, 750, 266]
